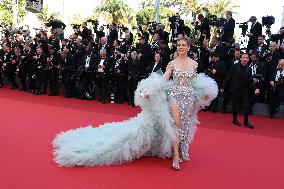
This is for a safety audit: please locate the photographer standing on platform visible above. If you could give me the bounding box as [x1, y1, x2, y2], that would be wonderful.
[247, 16, 262, 51]
[169, 13, 185, 40]
[192, 14, 210, 45]
[221, 11, 235, 43]
[45, 16, 66, 40]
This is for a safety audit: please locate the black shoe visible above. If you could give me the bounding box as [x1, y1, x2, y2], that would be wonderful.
[270, 114, 275, 119]
[48, 93, 54, 96]
[232, 120, 241, 126]
[244, 122, 255, 129]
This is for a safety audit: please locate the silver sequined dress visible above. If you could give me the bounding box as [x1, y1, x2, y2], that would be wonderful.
[168, 62, 198, 161]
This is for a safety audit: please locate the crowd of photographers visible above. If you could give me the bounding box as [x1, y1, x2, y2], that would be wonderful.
[0, 12, 283, 118]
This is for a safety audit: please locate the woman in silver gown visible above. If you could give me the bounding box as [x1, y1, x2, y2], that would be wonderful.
[53, 37, 218, 170]
[163, 38, 200, 170]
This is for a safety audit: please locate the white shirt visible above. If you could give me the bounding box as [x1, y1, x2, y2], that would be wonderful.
[275, 69, 283, 81]
[85, 56, 91, 68]
[250, 62, 257, 75]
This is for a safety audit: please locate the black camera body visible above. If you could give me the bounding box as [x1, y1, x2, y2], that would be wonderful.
[262, 16, 275, 27]
[237, 22, 248, 36]
[209, 15, 225, 27]
[72, 24, 81, 30]
[87, 19, 99, 27]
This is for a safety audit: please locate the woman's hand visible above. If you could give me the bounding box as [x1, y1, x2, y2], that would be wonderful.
[204, 95, 210, 101]
[140, 88, 151, 98]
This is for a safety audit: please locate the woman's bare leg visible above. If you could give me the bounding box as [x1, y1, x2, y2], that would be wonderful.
[169, 100, 180, 169]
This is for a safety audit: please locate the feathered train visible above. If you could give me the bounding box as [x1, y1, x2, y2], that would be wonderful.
[52, 73, 218, 167]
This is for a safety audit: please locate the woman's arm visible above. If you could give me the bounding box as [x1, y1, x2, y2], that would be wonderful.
[162, 62, 173, 82]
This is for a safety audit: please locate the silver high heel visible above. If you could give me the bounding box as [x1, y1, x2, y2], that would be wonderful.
[172, 153, 180, 170]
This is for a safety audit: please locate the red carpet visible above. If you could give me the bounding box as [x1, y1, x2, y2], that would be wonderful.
[0, 87, 284, 189]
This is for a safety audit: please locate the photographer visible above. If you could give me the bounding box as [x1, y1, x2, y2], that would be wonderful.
[127, 51, 141, 106]
[151, 33, 160, 52]
[206, 52, 227, 112]
[94, 48, 115, 103]
[272, 27, 284, 48]
[22, 43, 35, 92]
[249, 52, 267, 104]
[192, 14, 210, 45]
[209, 36, 225, 61]
[269, 59, 284, 118]
[81, 22, 92, 42]
[113, 49, 128, 104]
[122, 27, 133, 44]
[78, 44, 96, 100]
[221, 11, 235, 43]
[46, 45, 61, 96]
[33, 45, 47, 95]
[107, 23, 118, 47]
[247, 16, 262, 51]
[169, 13, 185, 39]
[253, 35, 268, 59]
[136, 36, 153, 77]
[94, 26, 105, 40]
[45, 16, 66, 40]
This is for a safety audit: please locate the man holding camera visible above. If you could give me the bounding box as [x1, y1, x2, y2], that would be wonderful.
[249, 52, 267, 105]
[206, 52, 227, 112]
[192, 14, 210, 45]
[221, 11, 235, 43]
[169, 13, 184, 39]
[247, 16, 262, 51]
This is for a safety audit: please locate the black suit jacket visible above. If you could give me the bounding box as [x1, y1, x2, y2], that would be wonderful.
[95, 56, 115, 74]
[222, 63, 253, 93]
[248, 22, 262, 50]
[107, 28, 118, 46]
[253, 44, 268, 57]
[80, 54, 97, 71]
[195, 18, 210, 39]
[208, 61, 227, 87]
[148, 62, 163, 76]
[222, 17, 235, 42]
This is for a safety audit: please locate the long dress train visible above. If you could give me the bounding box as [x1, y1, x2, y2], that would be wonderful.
[53, 72, 218, 167]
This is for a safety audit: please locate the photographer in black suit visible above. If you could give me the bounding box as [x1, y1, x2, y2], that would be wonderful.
[33, 46, 47, 95]
[169, 13, 185, 39]
[221, 11, 235, 43]
[95, 49, 115, 103]
[107, 23, 118, 47]
[127, 51, 141, 106]
[78, 44, 96, 99]
[247, 16, 262, 51]
[248, 52, 267, 104]
[61, 46, 75, 98]
[221, 53, 259, 128]
[148, 53, 164, 76]
[46, 45, 61, 96]
[113, 49, 128, 104]
[268, 59, 284, 118]
[205, 52, 227, 112]
[253, 35, 268, 59]
[193, 14, 210, 45]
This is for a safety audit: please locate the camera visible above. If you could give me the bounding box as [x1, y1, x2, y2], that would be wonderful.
[237, 22, 248, 36]
[209, 15, 225, 27]
[262, 16, 275, 27]
[87, 19, 99, 26]
[72, 24, 81, 30]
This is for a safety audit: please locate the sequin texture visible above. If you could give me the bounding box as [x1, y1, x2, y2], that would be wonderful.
[168, 62, 198, 161]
